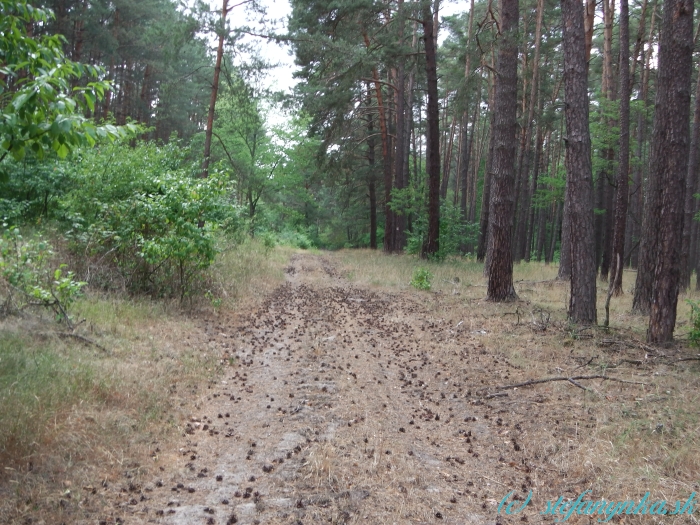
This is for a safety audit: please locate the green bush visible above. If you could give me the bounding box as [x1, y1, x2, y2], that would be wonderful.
[410, 267, 433, 291]
[0, 226, 85, 325]
[406, 202, 478, 261]
[276, 228, 315, 250]
[59, 140, 241, 298]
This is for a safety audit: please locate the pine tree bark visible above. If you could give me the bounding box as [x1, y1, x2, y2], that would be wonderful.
[561, 0, 597, 323]
[367, 85, 378, 249]
[478, 60, 496, 264]
[598, 0, 617, 281]
[632, 4, 662, 313]
[486, 0, 519, 301]
[421, 0, 440, 258]
[394, 0, 407, 251]
[610, 0, 630, 296]
[647, 0, 694, 343]
[679, 19, 700, 289]
[514, 0, 545, 262]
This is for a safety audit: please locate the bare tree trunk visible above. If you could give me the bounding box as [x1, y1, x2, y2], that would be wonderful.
[610, 0, 631, 296]
[421, 0, 440, 258]
[599, 0, 617, 280]
[363, 33, 395, 253]
[367, 84, 378, 249]
[476, 54, 496, 266]
[525, 124, 545, 261]
[648, 0, 694, 343]
[562, 0, 597, 324]
[548, 201, 562, 265]
[631, 3, 663, 312]
[486, 0, 519, 301]
[584, 0, 596, 62]
[202, 0, 228, 178]
[679, 19, 700, 289]
[514, 0, 545, 262]
[440, 113, 457, 199]
[394, 0, 407, 251]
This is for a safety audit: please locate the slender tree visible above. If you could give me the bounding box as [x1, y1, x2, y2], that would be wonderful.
[202, 0, 229, 178]
[647, 0, 694, 343]
[486, 0, 519, 301]
[679, 18, 700, 289]
[421, 0, 441, 258]
[610, 0, 630, 296]
[561, 0, 597, 323]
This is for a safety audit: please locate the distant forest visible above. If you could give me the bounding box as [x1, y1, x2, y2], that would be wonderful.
[1, 0, 699, 342]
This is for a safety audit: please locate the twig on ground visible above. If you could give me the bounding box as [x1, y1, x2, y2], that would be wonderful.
[571, 355, 596, 371]
[514, 279, 567, 285]
[41, 332, 109, 353]
[484, 392, 509, 399]
[486, 374, 646, 392]
[567, 378, 590, 391]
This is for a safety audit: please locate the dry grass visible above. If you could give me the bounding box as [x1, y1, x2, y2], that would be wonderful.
[0, 239, 290, 525]
[330, 250, 700, 522]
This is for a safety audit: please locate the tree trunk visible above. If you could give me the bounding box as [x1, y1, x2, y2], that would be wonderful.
[561, 0, 597, 324]
[514, 0, 545, 262]
[599, 0, 617, 280]
[610, 0, 631, 296]
[440, 113, 457, 199]
[394, 0, 407, 251]
[647, 0, 694, 343]
[486, 0, 519, 301]
[459, 0, 476, 230]
[632, 3, 663, 313]
[367, 84, 378, 249]
[679, 19, 700, 289]
[548, 201, 562, 265]
[479, 55, 496, 266]
[421, 1, 440, 258]
[202, 0, 228, 178]
[364, 34, 395, 253]
[525, 125, 545, 261]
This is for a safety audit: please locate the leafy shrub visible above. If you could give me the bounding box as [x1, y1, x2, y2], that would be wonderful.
[59, 140, 240, 298]
[276, 228, 315, 250]
[410, 267, 433, 291]
[0, 226, 85, 325]
[406, 202, 478, 261]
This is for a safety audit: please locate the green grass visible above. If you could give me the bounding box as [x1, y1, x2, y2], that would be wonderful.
[0, 330, 110, 466]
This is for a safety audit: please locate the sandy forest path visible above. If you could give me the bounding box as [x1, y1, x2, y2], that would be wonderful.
[128, 254, 542, 525]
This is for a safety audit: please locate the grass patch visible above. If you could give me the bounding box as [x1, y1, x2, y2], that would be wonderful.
[0, 240, 292, 524]
[331, 249, 700, 515]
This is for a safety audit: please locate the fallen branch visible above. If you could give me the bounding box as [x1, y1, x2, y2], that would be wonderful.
[488, 374, 646, 391]
[571, 355, 596, 371]
[40, 332, 109, 353]
[567, 378, 589, 391]
[514, 279, 567, 285]
[484, 392, 509, 399]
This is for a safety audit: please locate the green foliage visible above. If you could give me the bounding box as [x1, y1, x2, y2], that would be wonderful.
[60, 140, 241, 298]
[0, 226, 85, 325]
[276, 228, 315, 250]
[0, 0, 136, 167]
[410, 267, 433, 291]
[407, 202, 478, 261]
[687, 300, 700, 347]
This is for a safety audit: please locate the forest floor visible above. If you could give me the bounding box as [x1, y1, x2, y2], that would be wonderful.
[2, 249, 700, 525]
